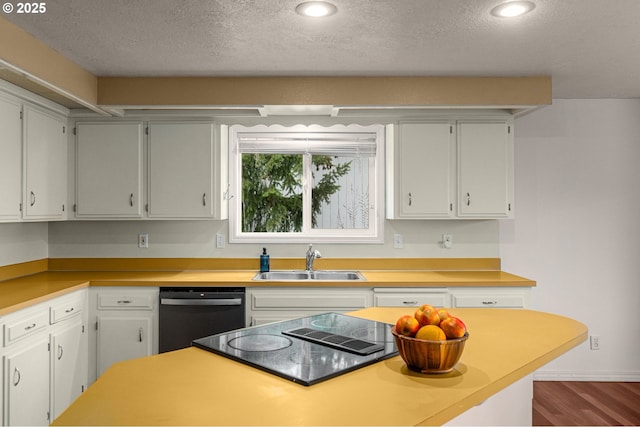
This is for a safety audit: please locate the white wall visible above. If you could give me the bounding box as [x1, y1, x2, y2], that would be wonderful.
[46, 219, 500, 259]
[0, 222, 48, 266]
[501, 99, 640, 381]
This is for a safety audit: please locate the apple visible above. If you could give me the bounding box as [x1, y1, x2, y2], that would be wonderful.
[437, 308, 451, 322]
[395, 314, 420, 337]
[414, 304, 440, 326]
[440, 316, 467, 339]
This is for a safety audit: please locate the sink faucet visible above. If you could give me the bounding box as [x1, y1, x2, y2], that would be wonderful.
[305, 244, 321, 271]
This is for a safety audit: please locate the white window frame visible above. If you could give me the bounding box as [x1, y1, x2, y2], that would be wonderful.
[229, 123, 385, 244]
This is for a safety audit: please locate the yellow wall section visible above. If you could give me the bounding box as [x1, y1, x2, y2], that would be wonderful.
[97, 76, 552, 107]
[0, 16, 98, 106]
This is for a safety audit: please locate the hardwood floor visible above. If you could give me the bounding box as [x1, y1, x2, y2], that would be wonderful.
[533, 381, 640, 426]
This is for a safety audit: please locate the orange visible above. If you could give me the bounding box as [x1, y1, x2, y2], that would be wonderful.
[415, 324, 446, 341]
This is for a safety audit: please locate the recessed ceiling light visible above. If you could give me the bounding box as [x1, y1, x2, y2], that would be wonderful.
[490, 1, 535, 18]
[295, 1, 338, 18]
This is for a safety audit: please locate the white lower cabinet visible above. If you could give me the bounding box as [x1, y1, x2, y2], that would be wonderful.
[445, 374, 533, 426]
[373, 288, 449, 308]
[246, 288, 373, 326]
[1, 289, 87, 426]
[96, 316, 153, 377]
[89, 287, 158, 383]
[4, 336, 50, 426]
[50, 317, 86, 421]
[450, 287, 530, 308]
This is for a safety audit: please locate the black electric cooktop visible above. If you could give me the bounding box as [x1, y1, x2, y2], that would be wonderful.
[192, 312, 398, 386]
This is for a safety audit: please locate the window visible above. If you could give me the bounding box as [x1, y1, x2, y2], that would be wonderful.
[229, 124, 385, 243]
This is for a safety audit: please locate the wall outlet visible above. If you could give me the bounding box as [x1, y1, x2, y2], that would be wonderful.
[589, 335, 600, 350]
[393, 234, 404, 249]
[216, 233, 225, 249]
[442, 234, 453, 249]
[138, 233, 149, 249]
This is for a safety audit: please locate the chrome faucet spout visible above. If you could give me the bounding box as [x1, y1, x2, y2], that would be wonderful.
[305, 244, 321, 271]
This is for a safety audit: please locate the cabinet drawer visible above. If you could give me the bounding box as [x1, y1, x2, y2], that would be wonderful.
[50, 295, 84, 324]
[4, 310, 49, 346]
[452, 295, 525, 308]
[98, 293, 154, 309]
[374, 293, 449, 308]
[252, 293, 369, 310]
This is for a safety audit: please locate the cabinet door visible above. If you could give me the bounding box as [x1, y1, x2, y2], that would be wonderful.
[75, 122, 143, 217]
[22, 105, 67, 220]
[0, 95, 22, 221]
[51, 319, 86, 420]
[396, 122, 454, 218]
[96, 315, 152, 377]
[3, 339, 50, 426]
[147, 122, 215, 218]
[457, 121, 513, 218]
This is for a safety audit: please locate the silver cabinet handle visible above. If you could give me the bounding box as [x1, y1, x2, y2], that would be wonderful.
[24, 323, 37, 331]
[65, 307, 75, 313]
[408, 192, 412, 206]
[481, 300, 498, 305]
[403, 300, 418, 305]
[139, 327, 143, 342]
[203, 193, 207, 206]
[117, 300, 132, 305]
[30, 191, 36, 206]
[129, 193, 134, 207]
[160, 298, 242, 306]
[13, 368, 21, 386]
[466, 192, 471, 206]
[58, 344, 64, 360]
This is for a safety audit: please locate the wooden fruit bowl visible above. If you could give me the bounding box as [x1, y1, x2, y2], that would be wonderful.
[391, 327, 469, 374]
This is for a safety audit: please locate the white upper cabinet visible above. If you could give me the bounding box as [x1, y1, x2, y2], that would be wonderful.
[457, 120, 513, 218]
[22, 105, 67, 221]
[147, 121, 221, 219]
[393, 121, 455, 218]
[0, 94, 22, 222]
[389, 116, 514, 219]
[75, 122, 144, 218]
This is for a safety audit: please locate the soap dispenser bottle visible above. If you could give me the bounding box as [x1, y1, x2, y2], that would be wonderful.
[260, 248, 270, 272]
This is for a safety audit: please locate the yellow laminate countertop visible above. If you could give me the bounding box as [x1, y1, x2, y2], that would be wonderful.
[52, 307, 587, 426]
[0, 269, 534, 316]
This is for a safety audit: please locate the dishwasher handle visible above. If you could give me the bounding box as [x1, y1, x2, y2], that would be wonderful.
[160, 297, 242, 306]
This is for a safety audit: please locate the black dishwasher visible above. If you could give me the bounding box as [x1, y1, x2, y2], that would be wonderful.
[159, 287, 245, 353]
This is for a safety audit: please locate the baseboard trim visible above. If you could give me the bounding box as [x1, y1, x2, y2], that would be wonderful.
[534, 370, 640, 382]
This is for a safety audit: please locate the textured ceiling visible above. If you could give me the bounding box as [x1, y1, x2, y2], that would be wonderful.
[4, 0, 640, 98]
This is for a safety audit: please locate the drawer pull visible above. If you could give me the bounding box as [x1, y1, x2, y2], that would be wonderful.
[403, 300, 418, 305]
[481, 300, 498, 305]
[117, 300, 132, 304]
[58, 344, 64, 360]
[24, 323, 37, 331]
[65, 307, 75, 313]
[13, 368, 21, 386]
[139, 327, 143, 342]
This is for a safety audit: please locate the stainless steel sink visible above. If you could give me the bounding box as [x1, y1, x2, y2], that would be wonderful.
[253, 270, 365, 281]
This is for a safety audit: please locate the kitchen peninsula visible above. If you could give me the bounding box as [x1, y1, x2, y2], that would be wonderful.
[52, 307, 587, 426]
